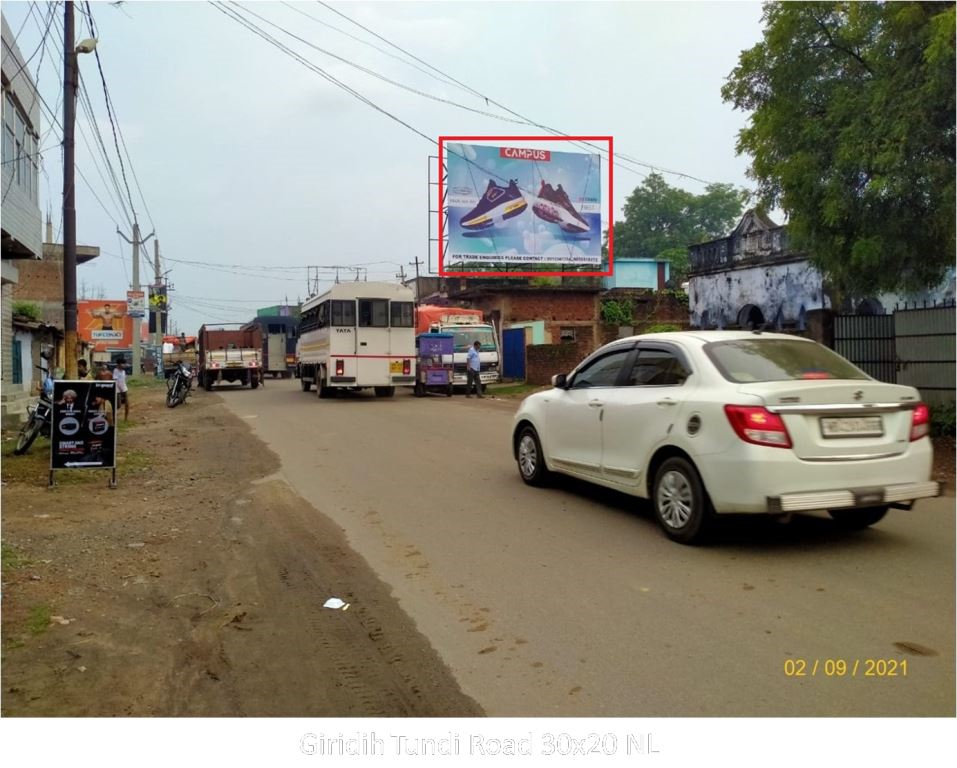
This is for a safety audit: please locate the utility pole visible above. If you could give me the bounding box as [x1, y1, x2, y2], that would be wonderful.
[152, 239, 162, 352]
[62, 2, 77, 379]
[118, 221, 154, 377]
[409, 257, 424, 304]
[396, 264, 407, 283]
[62, 2, 96, 379]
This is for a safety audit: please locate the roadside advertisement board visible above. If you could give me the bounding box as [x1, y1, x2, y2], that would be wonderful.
[127, 290, 146, 318]
[50, 380, 117, 471]
[444, 141, 602, 268]
[78, 300, 134, 352]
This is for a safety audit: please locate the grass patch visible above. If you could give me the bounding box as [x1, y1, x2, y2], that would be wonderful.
[27, 604, 52, 636]
[118, 448, 151, 473]
[1, 542, 32, 576]
[127, 375, 165, 390]
[1, 435, 50, 484]
[487, 383, 549, 398]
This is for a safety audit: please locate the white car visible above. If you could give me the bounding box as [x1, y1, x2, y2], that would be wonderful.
[512, 331, 940, 544]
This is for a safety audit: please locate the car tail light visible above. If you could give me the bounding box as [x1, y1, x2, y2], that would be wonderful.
[724, 405, 792, 448]
[910, 403, 930, 441]
[403, 359, 411, 375]
[336, 359, 344, 377]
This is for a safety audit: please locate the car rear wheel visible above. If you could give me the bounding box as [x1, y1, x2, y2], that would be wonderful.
[653, 457, 712, 544]
[517, 425, 550, 486]
[828, 506, 889, 529]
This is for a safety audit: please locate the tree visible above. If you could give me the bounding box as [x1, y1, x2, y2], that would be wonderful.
[722, 1, 955, 296]
[609, 173, 748, 285]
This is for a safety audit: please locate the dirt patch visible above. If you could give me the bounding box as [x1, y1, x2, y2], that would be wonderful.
[1, 382, 482, 716]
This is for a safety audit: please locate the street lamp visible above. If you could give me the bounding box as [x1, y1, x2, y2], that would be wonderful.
[62, 0, 97, 380]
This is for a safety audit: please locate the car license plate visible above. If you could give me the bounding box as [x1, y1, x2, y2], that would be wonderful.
[820, 416, 884, 438]
[389, 360, 403, 374]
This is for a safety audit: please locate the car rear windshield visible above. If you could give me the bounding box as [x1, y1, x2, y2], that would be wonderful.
[704, 339, 869, 383]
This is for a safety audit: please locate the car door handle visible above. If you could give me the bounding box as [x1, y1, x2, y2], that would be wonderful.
[588, 399, 604, 408]
[657, 398, 677, 406]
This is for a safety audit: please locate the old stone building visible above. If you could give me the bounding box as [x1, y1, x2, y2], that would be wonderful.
[687, 210, 826, 333]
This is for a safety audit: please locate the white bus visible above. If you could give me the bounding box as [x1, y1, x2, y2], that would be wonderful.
[296, 282, 416, 398]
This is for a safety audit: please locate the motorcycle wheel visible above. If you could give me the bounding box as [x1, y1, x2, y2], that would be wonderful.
[14, 416, 42, 455]
[166, 385, 182, 408]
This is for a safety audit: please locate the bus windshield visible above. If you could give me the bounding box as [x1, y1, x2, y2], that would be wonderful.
[450, 328, 496, 353]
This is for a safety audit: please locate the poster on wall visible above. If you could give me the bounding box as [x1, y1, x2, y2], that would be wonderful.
[78, 300, 134, 352]
[50, 380, 117, 471]
[444, 142, 602, 268]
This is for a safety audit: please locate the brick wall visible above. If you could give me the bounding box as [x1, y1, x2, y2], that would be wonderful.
[507, 290, 597, 322]
[526, 341, 592, 386]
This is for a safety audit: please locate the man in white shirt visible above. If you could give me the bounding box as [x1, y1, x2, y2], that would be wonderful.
[112, 356, 129, 421]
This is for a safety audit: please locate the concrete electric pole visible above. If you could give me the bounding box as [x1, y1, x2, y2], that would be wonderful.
[118, 221, 153, 377]
[62, 1, 97, 379]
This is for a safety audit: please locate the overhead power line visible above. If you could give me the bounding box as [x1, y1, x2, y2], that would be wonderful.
[314, 0, 715, 185]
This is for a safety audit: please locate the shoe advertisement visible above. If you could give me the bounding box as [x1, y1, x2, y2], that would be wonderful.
[445, 142, 602, 268]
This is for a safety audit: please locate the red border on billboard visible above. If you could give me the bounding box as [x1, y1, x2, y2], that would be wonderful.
[438, 135, 614, 278]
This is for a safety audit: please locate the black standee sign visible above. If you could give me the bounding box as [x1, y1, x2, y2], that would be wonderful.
[50, 380, 118, 487]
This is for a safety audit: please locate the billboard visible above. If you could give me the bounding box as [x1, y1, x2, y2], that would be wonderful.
[443, 139, 605, 272]
[78, 300, 134, 352]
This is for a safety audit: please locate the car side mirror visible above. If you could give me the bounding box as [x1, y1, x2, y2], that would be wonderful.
[551, 373, 567, 388]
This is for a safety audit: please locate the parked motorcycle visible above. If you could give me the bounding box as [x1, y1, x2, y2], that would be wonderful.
[14, 367, 54, 455]
[166, 360, 194, 408]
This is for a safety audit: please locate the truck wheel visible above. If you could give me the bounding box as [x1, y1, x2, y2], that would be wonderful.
[204, 375, 213, 392]
[300, 374, 311, 392]
[250, 377, 259, 390]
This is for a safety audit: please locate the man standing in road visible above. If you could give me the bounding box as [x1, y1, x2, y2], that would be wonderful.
[466, 340, 483, 398]
[113, 356, 130, 421]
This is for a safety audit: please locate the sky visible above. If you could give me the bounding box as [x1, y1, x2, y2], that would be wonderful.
[2, 0, 766, 334]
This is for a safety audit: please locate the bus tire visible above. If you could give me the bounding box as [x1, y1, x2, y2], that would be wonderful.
[374, 387, 395, 398]
[301, 373, 311, 392]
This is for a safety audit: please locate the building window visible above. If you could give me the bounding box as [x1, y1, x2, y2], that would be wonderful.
[560, 327, 576, 343]
[2, 89, 38, 198]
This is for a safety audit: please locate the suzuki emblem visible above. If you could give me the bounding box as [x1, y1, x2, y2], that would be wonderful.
[853, 390, 864, 401]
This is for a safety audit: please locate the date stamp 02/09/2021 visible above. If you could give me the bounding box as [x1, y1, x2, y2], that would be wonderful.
[784, 658, 909, 677]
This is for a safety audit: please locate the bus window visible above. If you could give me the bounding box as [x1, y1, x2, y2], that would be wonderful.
[390, 301, 414, 328]
[332, 300, 356, 326]
[359, 299, 389, 327]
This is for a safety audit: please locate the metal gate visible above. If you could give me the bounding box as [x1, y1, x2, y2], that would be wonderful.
[502, 327, 526, 380]
[895, 305, 956, 404]
[833, 314, 896, 383]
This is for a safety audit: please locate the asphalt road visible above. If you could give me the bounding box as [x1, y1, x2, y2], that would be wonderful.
[219, 379, 955, 717]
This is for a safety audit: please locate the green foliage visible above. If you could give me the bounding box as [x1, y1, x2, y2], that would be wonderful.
[600, 298, 634, 325]
[11, 302, 40, 321]
[27, 604, 52, 635]
[644, 323, 683, 334]
[931, 400, 956, 437]
[722, 2, 956, 295]
[609, 173, 748, 285]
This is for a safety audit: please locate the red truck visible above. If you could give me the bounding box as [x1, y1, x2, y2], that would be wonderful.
[197, 324, 263, 391]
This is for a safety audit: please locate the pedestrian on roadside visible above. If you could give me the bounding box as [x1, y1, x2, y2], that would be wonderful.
[113, 356, 130, 421]
[466, 340, 483, 398]
[95, 363, 112, 381]
[77, 359, 92, 379]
